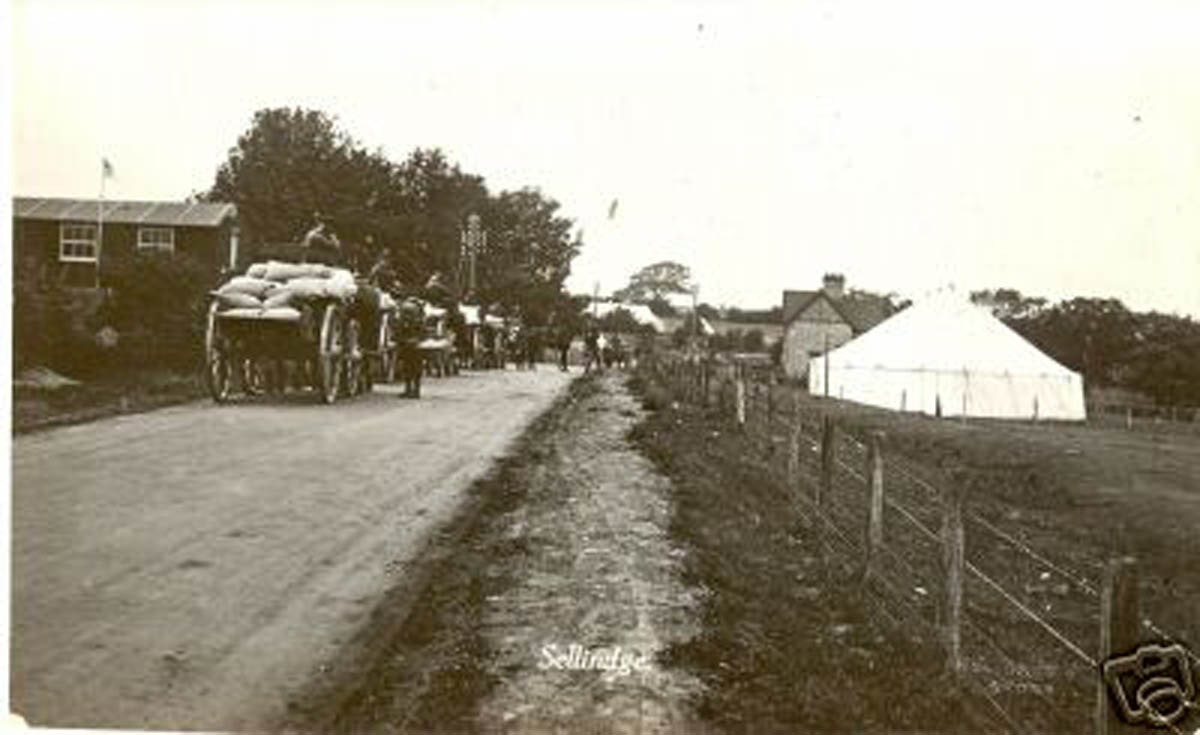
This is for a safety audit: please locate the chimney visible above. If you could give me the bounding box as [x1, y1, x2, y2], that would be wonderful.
[822, 273, 845, 300]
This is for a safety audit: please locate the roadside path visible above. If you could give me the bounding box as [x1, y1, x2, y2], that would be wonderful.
[475, 372, 704, 733]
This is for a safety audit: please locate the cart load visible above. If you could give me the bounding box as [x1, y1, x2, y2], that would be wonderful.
[212, 262, 358, 317]
[204, 260, 379, 404]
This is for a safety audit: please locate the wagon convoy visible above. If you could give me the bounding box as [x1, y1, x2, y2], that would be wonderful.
[203, 257, 536, 404]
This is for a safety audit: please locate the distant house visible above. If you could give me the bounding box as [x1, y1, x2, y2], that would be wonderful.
[591, 301, 666, 333]
[12, 197, 239, 289]
[780, 274, 893, 379]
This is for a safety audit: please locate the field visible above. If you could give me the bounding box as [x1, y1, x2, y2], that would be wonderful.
[631, 360, 1200, 733]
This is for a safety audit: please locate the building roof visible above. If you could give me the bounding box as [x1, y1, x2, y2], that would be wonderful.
[782, 290, 818, 323]
[592, 301, 666, 333]
[14, 197, 236, 228]
[782, 288, 892, 333]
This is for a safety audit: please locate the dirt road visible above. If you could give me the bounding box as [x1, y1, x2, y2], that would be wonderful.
[10, 369, 573, 731]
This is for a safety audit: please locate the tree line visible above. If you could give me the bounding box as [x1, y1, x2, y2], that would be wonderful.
[206, 107, 582, 325]
[971, 289, 1200, 406]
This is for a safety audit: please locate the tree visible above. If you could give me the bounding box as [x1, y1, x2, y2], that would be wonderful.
[742, 329, 766, 353]
[970, 288, 1047, 320]
[476, 187, 581, 323]
[613, 261, 693, 303]
[208, 107, 392, 250]
[599, 307, 640, 334]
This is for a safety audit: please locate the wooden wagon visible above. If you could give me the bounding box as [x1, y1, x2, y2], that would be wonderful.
[204, 293, 375, 404]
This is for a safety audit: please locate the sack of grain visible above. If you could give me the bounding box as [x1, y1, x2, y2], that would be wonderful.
[279, 277, 330, 300]
[259, 307, 302, 322]
[263, 262, 312, 282]
[216, 291, 263, 310]
[246, 262, 270, 279]
[218, 276, 278, 299]
[263, 261, 335, 282]
[325, 269, 358, 300]
[262, 289, 295, 309]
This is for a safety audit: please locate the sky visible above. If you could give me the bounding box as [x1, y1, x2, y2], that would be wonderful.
[7, 0, 1200, 316]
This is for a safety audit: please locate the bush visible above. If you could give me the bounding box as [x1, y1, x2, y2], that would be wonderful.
[104, 251, 217, 370]
[13, 257, 69, 371]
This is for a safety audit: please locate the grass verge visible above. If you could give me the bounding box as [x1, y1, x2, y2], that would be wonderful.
[626, 371, 978, 734]
[12, 369, 207, 434]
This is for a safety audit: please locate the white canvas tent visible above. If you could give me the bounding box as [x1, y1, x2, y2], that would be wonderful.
[592, 301, 666, 333]
[808, 293, 1086, 420]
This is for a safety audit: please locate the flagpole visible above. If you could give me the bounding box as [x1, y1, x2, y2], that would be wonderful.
[97, 160, 106, 288]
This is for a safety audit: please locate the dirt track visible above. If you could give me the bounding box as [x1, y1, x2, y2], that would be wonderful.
[10, 369, 572, 731]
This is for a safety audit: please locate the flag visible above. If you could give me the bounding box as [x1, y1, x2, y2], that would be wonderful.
[607, 198, 619, 220]
[102, 158, 114, 179]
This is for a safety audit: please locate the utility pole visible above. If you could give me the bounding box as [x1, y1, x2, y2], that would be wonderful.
[460, 213, 483, 301]
[692, 284, 700, 355]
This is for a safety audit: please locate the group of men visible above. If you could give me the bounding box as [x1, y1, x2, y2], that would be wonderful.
[582, 329, 627, 373]
[295, 213, 633, 394]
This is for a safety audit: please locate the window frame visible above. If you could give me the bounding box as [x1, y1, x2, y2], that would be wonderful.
[59, 222, 98, 263]
[137, 226, 176, 253]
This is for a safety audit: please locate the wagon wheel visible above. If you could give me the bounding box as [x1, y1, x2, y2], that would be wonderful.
[341, 317, 364, 398]
[241, 358, 266, 396]
[378, 312, 397, 384]
[316, 303, 344, 404]
[204, 301, 233, 403]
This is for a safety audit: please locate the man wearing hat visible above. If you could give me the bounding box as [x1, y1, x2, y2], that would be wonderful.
[302, 212, 342, 264]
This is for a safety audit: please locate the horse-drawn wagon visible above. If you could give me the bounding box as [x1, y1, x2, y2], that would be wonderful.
[204, 260, 387, 404]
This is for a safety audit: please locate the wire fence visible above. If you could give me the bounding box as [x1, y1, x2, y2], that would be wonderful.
[1086, 402, 1200, 434]
[643, 353, 1199, 735]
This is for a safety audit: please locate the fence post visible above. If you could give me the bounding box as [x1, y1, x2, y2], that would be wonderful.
[766, 376, 774, 427]
[1095, 556, 1140, 735]
[940, 481, 964, 675]
[819, 416, 835, 508]
[736, 373, 747, 428]
[1125, 407, 1133, 431]
[789, 391, 801, 483]
[863, 431, 884, 581]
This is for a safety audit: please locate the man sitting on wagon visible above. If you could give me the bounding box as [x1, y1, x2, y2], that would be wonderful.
[301, 212, 343, 265]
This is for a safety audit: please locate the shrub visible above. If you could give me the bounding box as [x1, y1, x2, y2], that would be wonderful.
[104, 251, 216, 370]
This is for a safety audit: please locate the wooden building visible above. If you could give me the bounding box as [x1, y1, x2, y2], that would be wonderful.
[12, 197, 239, 289]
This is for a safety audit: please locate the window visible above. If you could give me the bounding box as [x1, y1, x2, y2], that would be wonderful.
[59, 223, 98, 262]
[138, 227, 175, 252]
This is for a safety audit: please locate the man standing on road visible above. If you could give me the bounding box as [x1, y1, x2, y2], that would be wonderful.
[555, 325, 573, 372]
[396, 298, 425, 398]
[584, 328, 602, 374]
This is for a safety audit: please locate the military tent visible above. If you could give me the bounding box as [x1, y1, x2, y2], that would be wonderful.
[808, 292, 1086, 420]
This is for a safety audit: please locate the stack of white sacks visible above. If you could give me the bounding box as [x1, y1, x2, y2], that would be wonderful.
[213, 262, 367, 321]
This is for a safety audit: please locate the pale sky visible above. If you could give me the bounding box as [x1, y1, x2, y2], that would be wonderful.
[7, 0, 1200, 316]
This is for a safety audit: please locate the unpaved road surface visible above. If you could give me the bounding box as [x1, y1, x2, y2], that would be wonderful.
[475, 372, 703, 733]
[11, 369, 572, 731]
